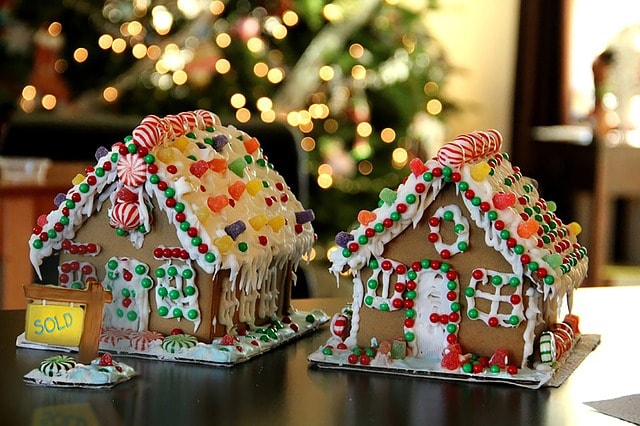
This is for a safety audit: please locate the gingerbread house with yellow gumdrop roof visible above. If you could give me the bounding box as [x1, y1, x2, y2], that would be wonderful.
[309, 130, 588, 387]
[21, 110, 326, 365]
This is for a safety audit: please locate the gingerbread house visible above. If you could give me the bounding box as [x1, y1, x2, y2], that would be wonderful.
[24, 110, 322, 363]
[312, 130, 588, 384]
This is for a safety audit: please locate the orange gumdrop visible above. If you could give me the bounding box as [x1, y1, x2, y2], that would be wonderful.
[243, 137, 260, 154]
[208, 158, 228, 173]
[517, 217, 539, 238]
[207, 195, 229, 213]
[357, 210, 377, 226]
[228, 181, 246, 200]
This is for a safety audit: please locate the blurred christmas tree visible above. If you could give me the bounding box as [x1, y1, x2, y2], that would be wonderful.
[0, 0, 452, 255]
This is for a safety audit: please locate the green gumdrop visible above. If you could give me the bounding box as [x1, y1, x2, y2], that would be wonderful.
[546, 200, 557, 212]
[228, 157, 247, 177]
[379, 188, 397, 205]
[391, 340, 407, 359]
[543, 253, 562, 269]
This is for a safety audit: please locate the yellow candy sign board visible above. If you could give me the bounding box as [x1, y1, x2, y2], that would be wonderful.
[25, 304, 84, 346]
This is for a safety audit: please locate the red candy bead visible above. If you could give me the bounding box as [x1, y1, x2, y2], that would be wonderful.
[348, 242, 359, 252]
[429, 216, 440, 227]
[381, 260, 393, 270]
[395, 264, 407, 274]
[488, 317, 499, 327]
[429, 313, 440, 323]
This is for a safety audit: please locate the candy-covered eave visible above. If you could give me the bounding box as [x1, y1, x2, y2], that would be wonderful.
[330, 152, 588, 299]
[29, 148, 121, 277]
[457, 155, 588, 297]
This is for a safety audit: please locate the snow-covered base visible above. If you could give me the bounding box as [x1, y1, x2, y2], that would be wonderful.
[23, 356, 137, 389]
[17, 309, 329, 366]
[308, 340, 565, 389]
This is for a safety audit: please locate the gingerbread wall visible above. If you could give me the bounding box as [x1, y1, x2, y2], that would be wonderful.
[356, 185, 537, 365]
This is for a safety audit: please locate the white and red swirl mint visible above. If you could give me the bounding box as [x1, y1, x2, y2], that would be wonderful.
[117, 153, 147, 187]
[437, 130, 503, 167]
[110, 202, 141, 230]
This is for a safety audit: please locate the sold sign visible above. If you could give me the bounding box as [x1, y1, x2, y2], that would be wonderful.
[25, 304, 85, 347]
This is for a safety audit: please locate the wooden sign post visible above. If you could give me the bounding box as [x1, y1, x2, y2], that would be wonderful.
[23, 282, 112, 364]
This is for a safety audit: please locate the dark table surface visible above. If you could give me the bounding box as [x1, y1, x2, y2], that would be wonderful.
[1, 287, 638, 426]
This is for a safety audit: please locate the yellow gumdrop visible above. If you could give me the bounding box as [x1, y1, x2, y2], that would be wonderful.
[156, 148, 175, 163]
[567, 221, 582, 236]
[72, 174, 85, 185]
[193, 205, 210, 224]
[268, 215, 286, 232]
[171, 136, 191, 152]
[249, 213, 268, 230]
[246, 179, 263, 196]
[215, 235, 234, 254]
[470, 161, 491, 182]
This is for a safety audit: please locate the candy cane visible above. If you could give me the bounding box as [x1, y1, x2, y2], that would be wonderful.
[194, 109, 216, 127]
[132, 122, 161, 150]
[437, 129, 503, 167]
[178, 111, 198, 131]
[164, 114, 185, 137]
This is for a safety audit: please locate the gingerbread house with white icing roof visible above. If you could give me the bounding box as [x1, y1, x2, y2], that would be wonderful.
[25, 110, 319, 359]
[315, 130, 588, 382]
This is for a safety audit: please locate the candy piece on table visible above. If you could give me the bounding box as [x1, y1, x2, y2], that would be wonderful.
[379, 187, 397, 205]
[228, 181, 246, 200]
[295, 209, 315, 224]
[517, 217, 539, 238]
[470, 161, 491, 182]
[357, 210, 377, 226]
[245, 178, 263, 195]
[409, 158, 427, 176]
[567, 221, 582, 236]
[207, 195, 229, 213]
[335, 231, 354, 248]
[95, 146, 109, 160]
[224, 220, 246, 240]
[228, 158, 246, 177]
[212, 134, 229, 152]
[493, 192, 516, 210]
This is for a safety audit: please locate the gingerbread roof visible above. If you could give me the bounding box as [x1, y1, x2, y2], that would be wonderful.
[29, 110, 315, 284]
[330, 130, 588, 299]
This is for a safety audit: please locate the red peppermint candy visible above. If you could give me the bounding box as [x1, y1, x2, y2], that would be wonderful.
[110, 202, 141, 230]
[117, 154, 147, 187]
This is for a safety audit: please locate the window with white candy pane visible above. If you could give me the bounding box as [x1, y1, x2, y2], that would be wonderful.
[464, 268, 525, 328]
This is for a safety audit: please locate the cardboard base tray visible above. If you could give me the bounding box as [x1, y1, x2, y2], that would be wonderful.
[308, 333, 600, 389]
[18, 308, 328, 388]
